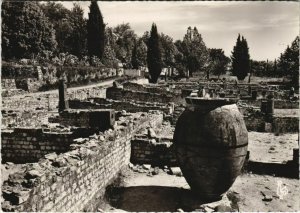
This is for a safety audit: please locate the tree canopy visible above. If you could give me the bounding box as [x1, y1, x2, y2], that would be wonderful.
[2, 1, 57, 59]
[277, 36, 299, 87]
[181, 27, 210, 76]
[209, 48, 230, 78]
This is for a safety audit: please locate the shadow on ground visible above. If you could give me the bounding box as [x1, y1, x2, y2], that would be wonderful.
[106, 185, 211, 212]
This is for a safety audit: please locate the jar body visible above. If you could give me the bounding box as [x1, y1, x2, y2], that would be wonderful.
[174, 104, 248, 200]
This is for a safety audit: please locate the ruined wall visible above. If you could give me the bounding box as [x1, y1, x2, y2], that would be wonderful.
[1, 110, 54, 129]
[131, 137, 177, 166]
[106, 87, 183, 104]
[1, 79, 17, 90]
[1, 128, 74, 163]
[57, 109, 115, 131]
[244, 115, 299, 133]
[2, 86, 107, 111]
[272, 117, 299, 133]
[2, 112, 163, 212]
[243, 99, 299, 109]
[244, 116, 266, 132]
[68, 99, 171, 114]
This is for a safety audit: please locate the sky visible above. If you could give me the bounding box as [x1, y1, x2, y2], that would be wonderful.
[58, 1, 299, 61]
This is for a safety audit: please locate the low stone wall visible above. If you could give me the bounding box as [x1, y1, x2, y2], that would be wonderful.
[1, 110, 53, 129]
[244, 115, 299, 133]
[244, 99, 299, 109]
[1, 111, 163, 212]
[1, 79, 17, 90]
[244, 116, 266, 132]
[58, 109, 115, 131]
[106, 87, 183, 104]
[1, 128, 75, 163]
[130, 136, 177, 166]
[2, 86, 107, 111]
[273, 116, 299, 133]
[69, 98, 171, 114]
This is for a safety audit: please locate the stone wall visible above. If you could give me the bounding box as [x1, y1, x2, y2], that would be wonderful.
[1, 110, 54, 129]
[1, 79, 17, 90]
[1, 111, 163, 212]
[243, 99, 299, 109]
[131, 136, 177, 166]
[68, 98, 171, 114]
[2, 86, 107, 112]
[272, 116, 299, 133]
[1, 128, 75, 163]
[57, 109, 115, 131]
[1, 62, 118, 93]
[106, 87, 183, 104]
[244, 116, 266, 132]
[244, 115, 299, 133]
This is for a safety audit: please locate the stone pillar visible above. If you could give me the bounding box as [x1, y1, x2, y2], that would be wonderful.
[58, 79, 69, 113]
[251, 90, 257, 100]
[261, 99, 274, 115]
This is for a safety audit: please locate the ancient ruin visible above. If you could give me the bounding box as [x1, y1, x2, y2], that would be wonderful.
[1, 73, 299, 211]
[1, 1, 299, 212]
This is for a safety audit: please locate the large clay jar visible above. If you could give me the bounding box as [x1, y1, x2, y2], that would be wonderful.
[174, 98, 248, 201]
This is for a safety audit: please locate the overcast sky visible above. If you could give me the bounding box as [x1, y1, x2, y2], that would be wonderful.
[59, 1, 299, 61]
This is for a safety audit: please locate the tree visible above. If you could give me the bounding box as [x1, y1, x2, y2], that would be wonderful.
[87, 0, 105, 59]
[113, 23, 137, 68]
[41, 2, 71, 54]
[277, 36, 299, 88]
[160, 33, 179, 68]
[209, 48, 230, 78]
[102, 27, 118, 68]
[41, 3, 87, 57]
[231, 34, 251, 80]
[147, 23, 163, 83]
[69, 4, 87, 57]
[2, 1, 57, 59]
[181, 27, 210, 77]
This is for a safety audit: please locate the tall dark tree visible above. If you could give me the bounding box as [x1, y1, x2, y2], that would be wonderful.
[231, 34, 251, 80]
[2, 1, 57, 59]
[87, 1, 105, 59]
[147, 23, 163, 83]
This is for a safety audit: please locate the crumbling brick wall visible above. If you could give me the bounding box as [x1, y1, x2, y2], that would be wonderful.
[272, 116, 299, 133]
[1, 128, 75, 163]
[131, 137, 178, 166]
[68, 99, 171, 113]
[1, 79, 17, 90]
[1, 111, 163, 212]
[106, 87, 183, 104]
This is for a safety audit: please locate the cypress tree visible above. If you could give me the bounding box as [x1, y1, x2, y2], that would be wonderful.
[87, 0, 105, 59]
[231, 34, 250, 80]
[147, 23, 163, 83]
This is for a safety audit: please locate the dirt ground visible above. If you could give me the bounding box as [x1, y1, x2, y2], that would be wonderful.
[102, 167, 299, 212]
[248, 132, 298, 163]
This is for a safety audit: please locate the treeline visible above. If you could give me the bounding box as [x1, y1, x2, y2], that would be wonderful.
[251, 37, 299, 84]
[1, 1, 230, 81]
[1, 1, 298, 85]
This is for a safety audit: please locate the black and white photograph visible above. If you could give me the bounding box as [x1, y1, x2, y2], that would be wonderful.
[0, 0, 299, 212]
